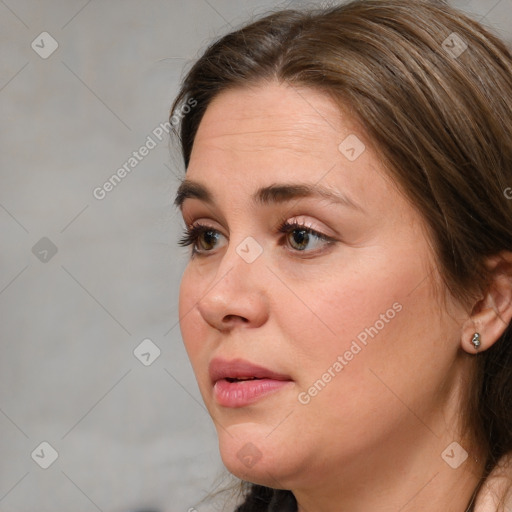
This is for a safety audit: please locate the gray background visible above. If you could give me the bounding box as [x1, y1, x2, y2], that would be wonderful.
[0, 1, 510, 511]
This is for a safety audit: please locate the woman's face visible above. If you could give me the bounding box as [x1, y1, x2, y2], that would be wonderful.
[176, 82, 469, 490]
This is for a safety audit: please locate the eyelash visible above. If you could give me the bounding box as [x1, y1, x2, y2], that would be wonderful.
[178, 220, 336, 257]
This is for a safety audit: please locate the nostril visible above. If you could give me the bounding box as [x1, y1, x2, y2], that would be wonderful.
[223, 314, 249, 323]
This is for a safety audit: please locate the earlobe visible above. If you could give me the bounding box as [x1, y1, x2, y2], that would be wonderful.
[461, 251, 512, 354]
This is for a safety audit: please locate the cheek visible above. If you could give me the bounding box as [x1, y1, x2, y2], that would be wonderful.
[285, 248, 443, 411]
[288, 254, 451, 426]
[178, 268, 206, 366]
[283, 256, 417, 371]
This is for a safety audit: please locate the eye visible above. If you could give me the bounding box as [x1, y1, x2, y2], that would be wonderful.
[276, 220, 336, 253]
[177, 222, 227, 256]
[177, 219, 336, 257]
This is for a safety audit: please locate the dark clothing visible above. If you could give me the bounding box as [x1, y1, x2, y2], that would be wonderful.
[267, 490, 297, 511]
[234, 484, 478, 511]
[235, 486, 297, 512]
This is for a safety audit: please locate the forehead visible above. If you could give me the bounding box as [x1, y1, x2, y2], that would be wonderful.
[190, 82, 354, 160]
[182, 82, 410, 228]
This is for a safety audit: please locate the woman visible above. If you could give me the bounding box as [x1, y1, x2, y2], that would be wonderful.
[170, 0, 512, 510]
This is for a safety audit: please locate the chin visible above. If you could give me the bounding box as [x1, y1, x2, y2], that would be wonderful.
[217, 428, 302, 489]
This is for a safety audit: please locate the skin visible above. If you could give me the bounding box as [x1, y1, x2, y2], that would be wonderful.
[176, 81, 512, 512]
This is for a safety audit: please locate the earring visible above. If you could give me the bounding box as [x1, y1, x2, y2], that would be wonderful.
[471, 332, 481, 350]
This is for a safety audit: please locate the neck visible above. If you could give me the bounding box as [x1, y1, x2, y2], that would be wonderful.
[294, 445, 483, 512]
[289, 354, 487, 512]
[291, 406, 486, 512]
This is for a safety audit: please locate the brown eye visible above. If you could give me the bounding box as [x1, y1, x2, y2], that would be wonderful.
[287, 228, 311, 251]
[178, 223, 226, 256]
[198, 229, 220, 251]
[278, 220, 336, 253]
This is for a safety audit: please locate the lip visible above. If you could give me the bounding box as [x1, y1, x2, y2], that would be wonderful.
[209, 357, 293, 408]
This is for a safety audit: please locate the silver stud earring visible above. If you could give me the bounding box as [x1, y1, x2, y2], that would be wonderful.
[471, 332, 481, 350]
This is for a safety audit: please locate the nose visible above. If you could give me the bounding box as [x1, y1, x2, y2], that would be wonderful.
[195, 240, 270, 332]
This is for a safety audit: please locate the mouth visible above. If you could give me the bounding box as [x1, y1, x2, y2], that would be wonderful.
[209, 357, 293, 408]
[225, 376, 261, 382]
[209, 357, 292, 384]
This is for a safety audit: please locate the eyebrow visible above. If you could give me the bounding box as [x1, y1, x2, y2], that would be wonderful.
[173, 179, 364, 212]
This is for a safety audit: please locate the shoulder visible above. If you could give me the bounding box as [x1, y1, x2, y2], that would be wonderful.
[474, 453, 512, 512]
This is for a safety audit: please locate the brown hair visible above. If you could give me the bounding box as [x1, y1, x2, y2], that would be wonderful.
[170, 0, 512, 509]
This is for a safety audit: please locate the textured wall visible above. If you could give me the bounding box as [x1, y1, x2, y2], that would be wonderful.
[1, 1, 510, 511]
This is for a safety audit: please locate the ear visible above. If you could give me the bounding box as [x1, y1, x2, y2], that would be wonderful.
[461, 251, 512, 354]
